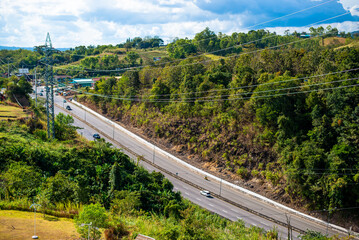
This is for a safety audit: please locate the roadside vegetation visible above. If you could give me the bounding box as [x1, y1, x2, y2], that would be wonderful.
[0, 26, 358, 238]
[74, 27, 359, 226]
[0, 107, 286, 239]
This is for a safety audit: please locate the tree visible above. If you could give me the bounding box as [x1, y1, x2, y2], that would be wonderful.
[43, 172, 77, 203]
[6, 76, 33, 102]
[76, 203, 108, 240]
[193, 27, 219, 53]
[55, 113, 78, 140]
[0, 162, 41, 199]
[167, 38, 197, 59]
[125, 51, 140, 66]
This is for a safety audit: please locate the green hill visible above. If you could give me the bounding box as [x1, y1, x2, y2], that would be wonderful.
[0, 109, 283, 239]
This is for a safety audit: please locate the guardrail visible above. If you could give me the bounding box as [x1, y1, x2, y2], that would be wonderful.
[68, 99, 357, 238]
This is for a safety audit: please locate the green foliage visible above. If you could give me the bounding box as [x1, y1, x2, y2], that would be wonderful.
[125, 51, 141, 66]
[42, 172, 78, 203]
[55, 113, 78, 140]
[299, 230, 329, 240]
[0, 162, 41, 199]
[76, 203, 108, 239]
[83, 34, 359, 212]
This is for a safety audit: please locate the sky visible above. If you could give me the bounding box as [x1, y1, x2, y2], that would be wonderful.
[0, 0, 358, 48]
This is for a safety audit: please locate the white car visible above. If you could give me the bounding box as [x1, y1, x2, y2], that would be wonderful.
[200, 190, 211, 197]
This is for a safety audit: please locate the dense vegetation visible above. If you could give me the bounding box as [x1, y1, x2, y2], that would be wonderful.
[75, 28, 359, 216]
[1, 26, 358, 234]
[0, 110, 285, 239]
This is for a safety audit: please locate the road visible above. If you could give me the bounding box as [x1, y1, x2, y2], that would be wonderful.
[35, 87, 356, 239]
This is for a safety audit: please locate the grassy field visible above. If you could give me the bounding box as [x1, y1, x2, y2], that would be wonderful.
[0, 104, 28, 120]
[335, 39, 359, 50]
[0, 210, 80, 240]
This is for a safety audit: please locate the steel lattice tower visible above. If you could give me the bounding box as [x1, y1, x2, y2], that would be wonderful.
[44, 33, 55, 139]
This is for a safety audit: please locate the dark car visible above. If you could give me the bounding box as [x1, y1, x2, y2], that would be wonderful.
[39, 93, 43, 96]
[93, 133, 101, 139]
[66, 105, 72, 110]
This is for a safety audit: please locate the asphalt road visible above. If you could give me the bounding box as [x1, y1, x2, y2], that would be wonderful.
[34, 87, 356, 239]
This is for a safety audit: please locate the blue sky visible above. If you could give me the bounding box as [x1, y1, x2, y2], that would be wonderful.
[0, 0, 358, 48]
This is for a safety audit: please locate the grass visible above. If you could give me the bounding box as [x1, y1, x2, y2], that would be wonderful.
[0, 104, 28, 120]
[57, 47, 169, 70]
[335, 39, 359, 50]
[0, 210, 80, 240]
[203, 53, 224, 61]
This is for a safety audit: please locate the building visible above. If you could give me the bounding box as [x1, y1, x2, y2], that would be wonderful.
[54, 75, 72, 83]
[71, 78, 94, 88]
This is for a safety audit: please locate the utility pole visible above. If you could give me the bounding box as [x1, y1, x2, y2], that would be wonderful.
[285, 213, 292, 240]
[7, 59, 9, 78]
[153, 146, 155, 164]
[112, 123, 115, 139]
[43, 33, 55, 139]
[35, 67, 37, 107]
[219, 178, 222, 196]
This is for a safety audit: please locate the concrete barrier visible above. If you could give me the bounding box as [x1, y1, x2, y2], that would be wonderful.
[71, 99, 355, 237]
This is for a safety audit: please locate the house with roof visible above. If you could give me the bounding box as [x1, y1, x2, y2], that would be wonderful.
[54, 75, 72, 83]
[71, 78, 94, 88]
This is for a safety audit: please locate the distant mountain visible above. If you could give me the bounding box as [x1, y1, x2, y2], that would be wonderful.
[0, 46, 70, 51]
[0, 46, 33, 51]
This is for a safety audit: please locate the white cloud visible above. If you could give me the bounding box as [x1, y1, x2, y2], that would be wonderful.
[0, 0, 357, 48]
[265, 21, 359, 35]
[338, 0, 359, 16]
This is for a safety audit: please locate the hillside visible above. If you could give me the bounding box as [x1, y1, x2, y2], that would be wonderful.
[0, 105, 286, 240]
[75, 32, 359, 230]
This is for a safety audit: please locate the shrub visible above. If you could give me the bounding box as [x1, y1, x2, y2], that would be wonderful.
[76, 203, 108, 239]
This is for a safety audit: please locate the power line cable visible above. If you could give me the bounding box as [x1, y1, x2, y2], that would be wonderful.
[51, 11, 351, 74]
[59, 0, 331, 59]
[246, 0, 337, 30]
[71, 79, 359, 103]
[130, 68, 359, 99]
[86, 76, 359, 102]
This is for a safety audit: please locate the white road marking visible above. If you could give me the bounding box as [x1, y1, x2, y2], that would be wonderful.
[260, 222, 270, 227]
[196, 198, 202, 201]
[222, 209, 228, 213]
[185, 192, 189, 195]
[209, 204, 214, 207]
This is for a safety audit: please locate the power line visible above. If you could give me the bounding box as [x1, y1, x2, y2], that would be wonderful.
[50, 11, 351, 74]
[83, 76, 359, 102]
[169, 0, 337, 52]
[132, 70, 359, 99]
[246, 0, 336, 30]
[71, 78, 359, 103]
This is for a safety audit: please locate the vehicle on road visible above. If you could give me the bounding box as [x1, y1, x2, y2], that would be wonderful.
[93, 133, 101, 139]
[66, 105, 72, 110]
[200, 190, 211, 197]
[39, 93, 43, 96]
[63, 99, 66, 103]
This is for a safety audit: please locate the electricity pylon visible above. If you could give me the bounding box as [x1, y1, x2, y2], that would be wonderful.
[43, 33, 55, 139]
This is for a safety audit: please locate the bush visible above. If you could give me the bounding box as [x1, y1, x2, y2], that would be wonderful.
[76, 203, 108, 239]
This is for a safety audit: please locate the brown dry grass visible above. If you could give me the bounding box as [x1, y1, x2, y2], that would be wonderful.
[0, 210, 80, 240]
[0, 104, 28, 120]
[323, 37, 346, 46]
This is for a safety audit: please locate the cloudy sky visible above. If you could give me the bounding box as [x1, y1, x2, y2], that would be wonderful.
[0, 0, 358, 48]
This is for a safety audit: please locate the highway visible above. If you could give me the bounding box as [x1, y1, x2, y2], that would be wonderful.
[35, 87, 356, 239]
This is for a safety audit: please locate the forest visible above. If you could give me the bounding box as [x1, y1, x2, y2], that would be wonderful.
[73, 27, 359, 215]
[0, 26, 359, 237]
[0, 107, 286, 239]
